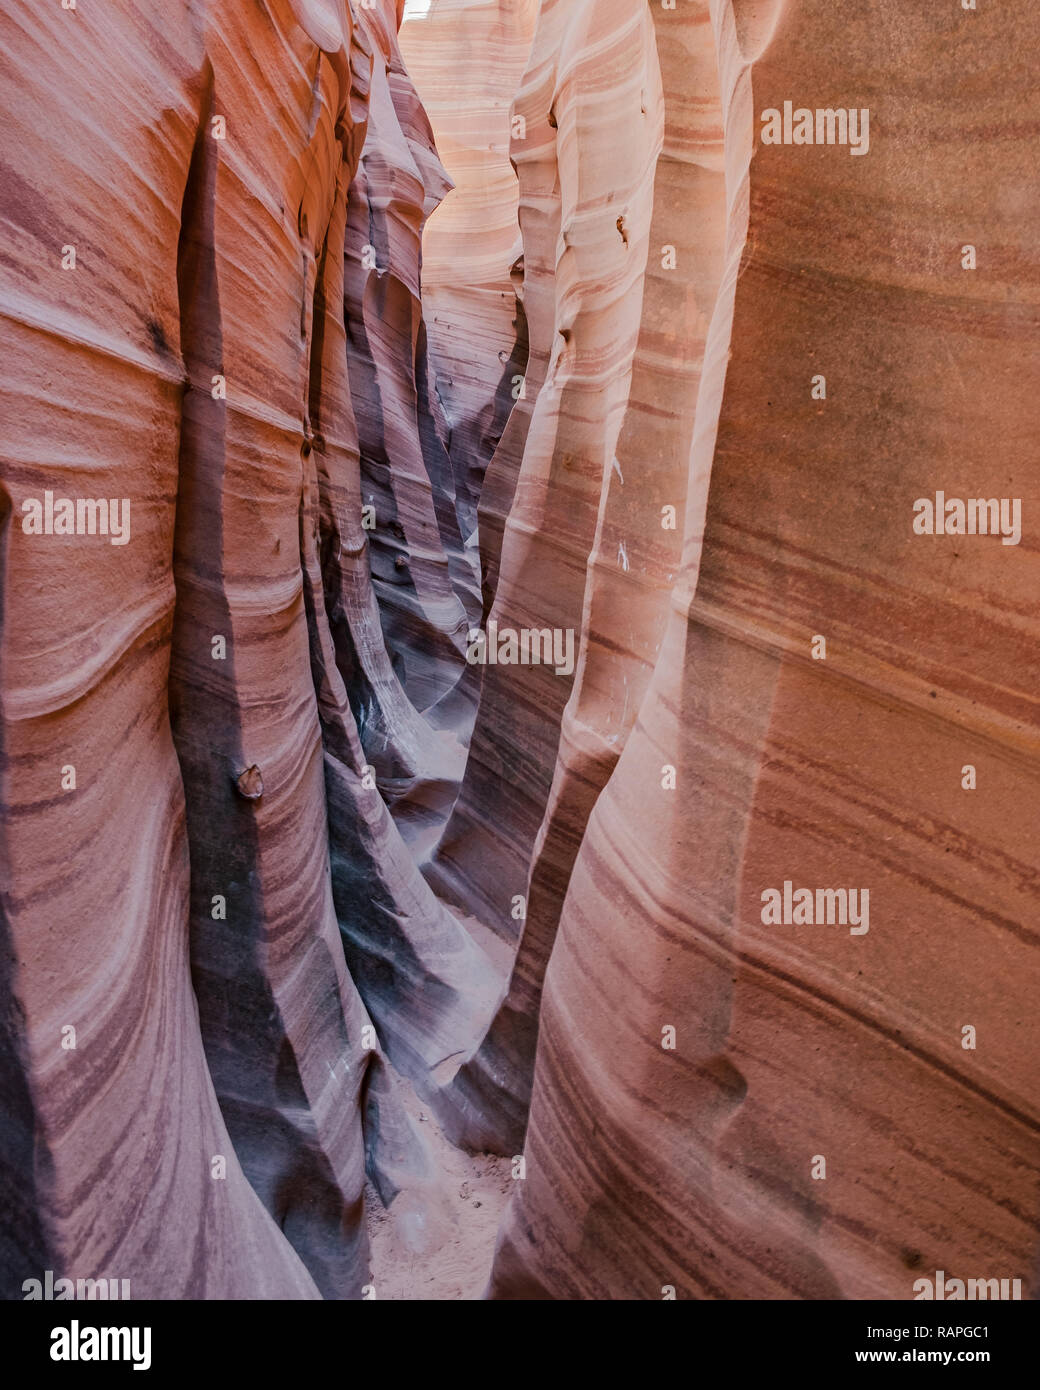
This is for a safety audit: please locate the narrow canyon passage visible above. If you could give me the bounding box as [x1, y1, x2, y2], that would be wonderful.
[0, 0, 1038, 1308]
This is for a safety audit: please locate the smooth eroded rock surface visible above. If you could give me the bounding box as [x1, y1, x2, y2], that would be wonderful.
[2, 0, 1037, 1304]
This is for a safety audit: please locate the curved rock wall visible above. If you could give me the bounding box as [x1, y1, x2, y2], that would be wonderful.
[0, 0, 493, 1300]
[2, 0, 1037, 1305]
[487, 0, 1040, 1300]
[433, 0, 728, 1154]
[400, 0, 537, 548]
[0, 0, 341, 1298]
[426, 0, 666, 945]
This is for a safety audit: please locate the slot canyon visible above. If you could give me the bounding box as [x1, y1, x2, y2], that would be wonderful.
[1, 0, 1038, 1304]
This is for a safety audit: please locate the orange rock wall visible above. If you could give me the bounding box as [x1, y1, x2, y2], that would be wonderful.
[2, 0, 1037, 1305]
[487, 0, 1040, 1299]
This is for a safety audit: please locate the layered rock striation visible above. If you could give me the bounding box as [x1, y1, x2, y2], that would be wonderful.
[486, 0, 1040, 1300]
[0, 0, 494, 1300]
[1, 0, 1037, 1304]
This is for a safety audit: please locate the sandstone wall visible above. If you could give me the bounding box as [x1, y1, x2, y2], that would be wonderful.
[0, 0, 492, 1300]
[433, 0, 729, 1154]
[488, 0, 1040, 1299]
[2, 0, 1037, 1305]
